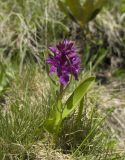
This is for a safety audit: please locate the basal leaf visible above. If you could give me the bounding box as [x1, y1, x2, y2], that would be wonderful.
[62, 77, 95, 119]
[44, 77, 95, 134]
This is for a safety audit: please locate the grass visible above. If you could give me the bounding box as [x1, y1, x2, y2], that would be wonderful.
[0, 64, 58, 159]
[0, 64, 124, 159]
[0, 0, 125, 159]
[0, 0, 68, 70]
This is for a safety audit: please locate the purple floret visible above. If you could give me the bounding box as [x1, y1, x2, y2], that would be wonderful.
[46, 40, 81, 86]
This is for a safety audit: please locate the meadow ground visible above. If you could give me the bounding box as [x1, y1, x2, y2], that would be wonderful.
[0, 0, 125, 159]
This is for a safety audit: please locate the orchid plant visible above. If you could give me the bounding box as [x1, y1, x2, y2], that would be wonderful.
[46, 40, 81, 86]
[44, 40, 95, 135]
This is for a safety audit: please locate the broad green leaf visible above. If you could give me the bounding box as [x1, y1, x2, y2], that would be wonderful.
[82, 0, 94, 8]
[44, 77, 95, 133]
[44, 98, 62, 133]
[58, 0, 108, 28]
[81, 0, 106, 27]
[80, 0, 94, 27]
[44, 117, 57, 133]
[80, 0, 93, 27]
[65, 0, 83, 21]
[62, 77, 95, 119]
[58, 0, 77, 23]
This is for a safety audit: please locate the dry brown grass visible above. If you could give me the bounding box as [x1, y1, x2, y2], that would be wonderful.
[98, 78, 125, 149]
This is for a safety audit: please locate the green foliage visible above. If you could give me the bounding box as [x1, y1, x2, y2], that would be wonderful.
[84, 47, 107, 71]
[0, 0, 125, 159]
[58, 0, 108, 28]
[0, 63, 14, 96]
[108, 0, 125, 13]
[57, 90, 124, 160]
[0, 67, 124, 159]
[44, 77, 95, 134]
[62, 77, 95, 119]
[120, 0, 125, 13]
[0, 101, 44, 159]
[0, 67, 52, 159]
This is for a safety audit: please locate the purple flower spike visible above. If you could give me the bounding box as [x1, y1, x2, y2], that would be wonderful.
[46, 40, 81, 86]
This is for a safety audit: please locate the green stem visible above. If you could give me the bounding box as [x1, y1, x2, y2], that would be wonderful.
[54, 84, 64, 135]
[54, 78, 72, 135]
[62, 75, 72, 97]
